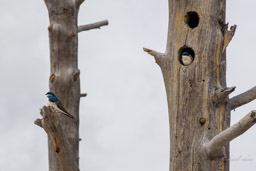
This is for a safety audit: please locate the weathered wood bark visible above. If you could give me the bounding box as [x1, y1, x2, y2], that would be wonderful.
[143, 0, 256, 171]
[44, 1, 81, 170]
[163, 2, 230, 170]
[35, 1, 108, 171]
[35, 106, 79, 171]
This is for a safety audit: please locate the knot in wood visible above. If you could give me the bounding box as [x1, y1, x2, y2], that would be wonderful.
[200, 117, 206, 125]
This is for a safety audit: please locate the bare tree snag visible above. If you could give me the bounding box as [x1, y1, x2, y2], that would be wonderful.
[78, 20, 109, 32]
[159, 1, 232, 169]
[37, 0, 108, 170]
[35, 106, 79, 171]
[44, 1, 81, 169]
[144, 0, 254, 170]
[204, 110, 256, 158]
[230, 86, 256, 110]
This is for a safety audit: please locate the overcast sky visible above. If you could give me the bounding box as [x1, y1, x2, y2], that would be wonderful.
[1, 0, 256, 171]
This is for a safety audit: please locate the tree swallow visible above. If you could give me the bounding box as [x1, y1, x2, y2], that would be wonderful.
[45, 92, 74, 119]
[181, 52, 193, 66]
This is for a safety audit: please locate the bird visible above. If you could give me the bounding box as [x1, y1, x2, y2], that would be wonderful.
[181, 51, 193, 66]
[45, 91, 74, 119]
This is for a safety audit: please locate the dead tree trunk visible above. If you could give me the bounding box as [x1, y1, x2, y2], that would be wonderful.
[144, 0, 256, 170]
[35, 0, 108, 171]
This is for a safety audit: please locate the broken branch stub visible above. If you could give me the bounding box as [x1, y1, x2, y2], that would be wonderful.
[213, 86, 236, 105]
[143, 47, 165, 65]
[222, 24, 237, 53]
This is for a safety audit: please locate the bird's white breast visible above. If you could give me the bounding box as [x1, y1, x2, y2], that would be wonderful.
[47, 99, 58, 110]
[181, 55, 193, 66]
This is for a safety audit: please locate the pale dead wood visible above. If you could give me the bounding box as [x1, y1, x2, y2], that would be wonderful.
[204, 110, 256, 158]
[34, 119, 43, 128]
[222, 24, 237, 53]
[35, 106, 79, 171]
[43, 0, 107, 169]
[213, 86, 236, 105]
[78, 20, 109, 32]
[44, 1, 81, 169]
[158, 1, 231, 170]
[143, 47, 164, 59]
[230, 86, 256, 110]
[143, 47, 165, 65]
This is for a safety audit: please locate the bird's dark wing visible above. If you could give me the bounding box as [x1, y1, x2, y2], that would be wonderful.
[57, 102, 69, 113]
[57, 102, 74, 119]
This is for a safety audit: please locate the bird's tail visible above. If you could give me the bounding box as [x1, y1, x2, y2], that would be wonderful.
[61, 112, 74, 119]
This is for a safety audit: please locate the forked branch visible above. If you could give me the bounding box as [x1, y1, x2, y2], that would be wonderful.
[204, 110, 256, 158]
[35, 106, 79, 171]
[78, 20, 109, 33]
[230, 86, 256, 110]
[222, 24, 237, 53]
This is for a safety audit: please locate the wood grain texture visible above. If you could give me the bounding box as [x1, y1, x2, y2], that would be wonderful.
[35, 106, 79, 171]
[162, 0, 230, 170]
[44, 0, 81, 170]
[41, 1, 108, 170]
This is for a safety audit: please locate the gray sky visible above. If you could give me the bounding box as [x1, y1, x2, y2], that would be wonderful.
[0, 0, 256, 170]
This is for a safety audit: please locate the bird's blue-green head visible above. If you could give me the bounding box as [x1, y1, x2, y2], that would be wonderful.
[45, 91, 55, 96]
[182, 51, 190, 56]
